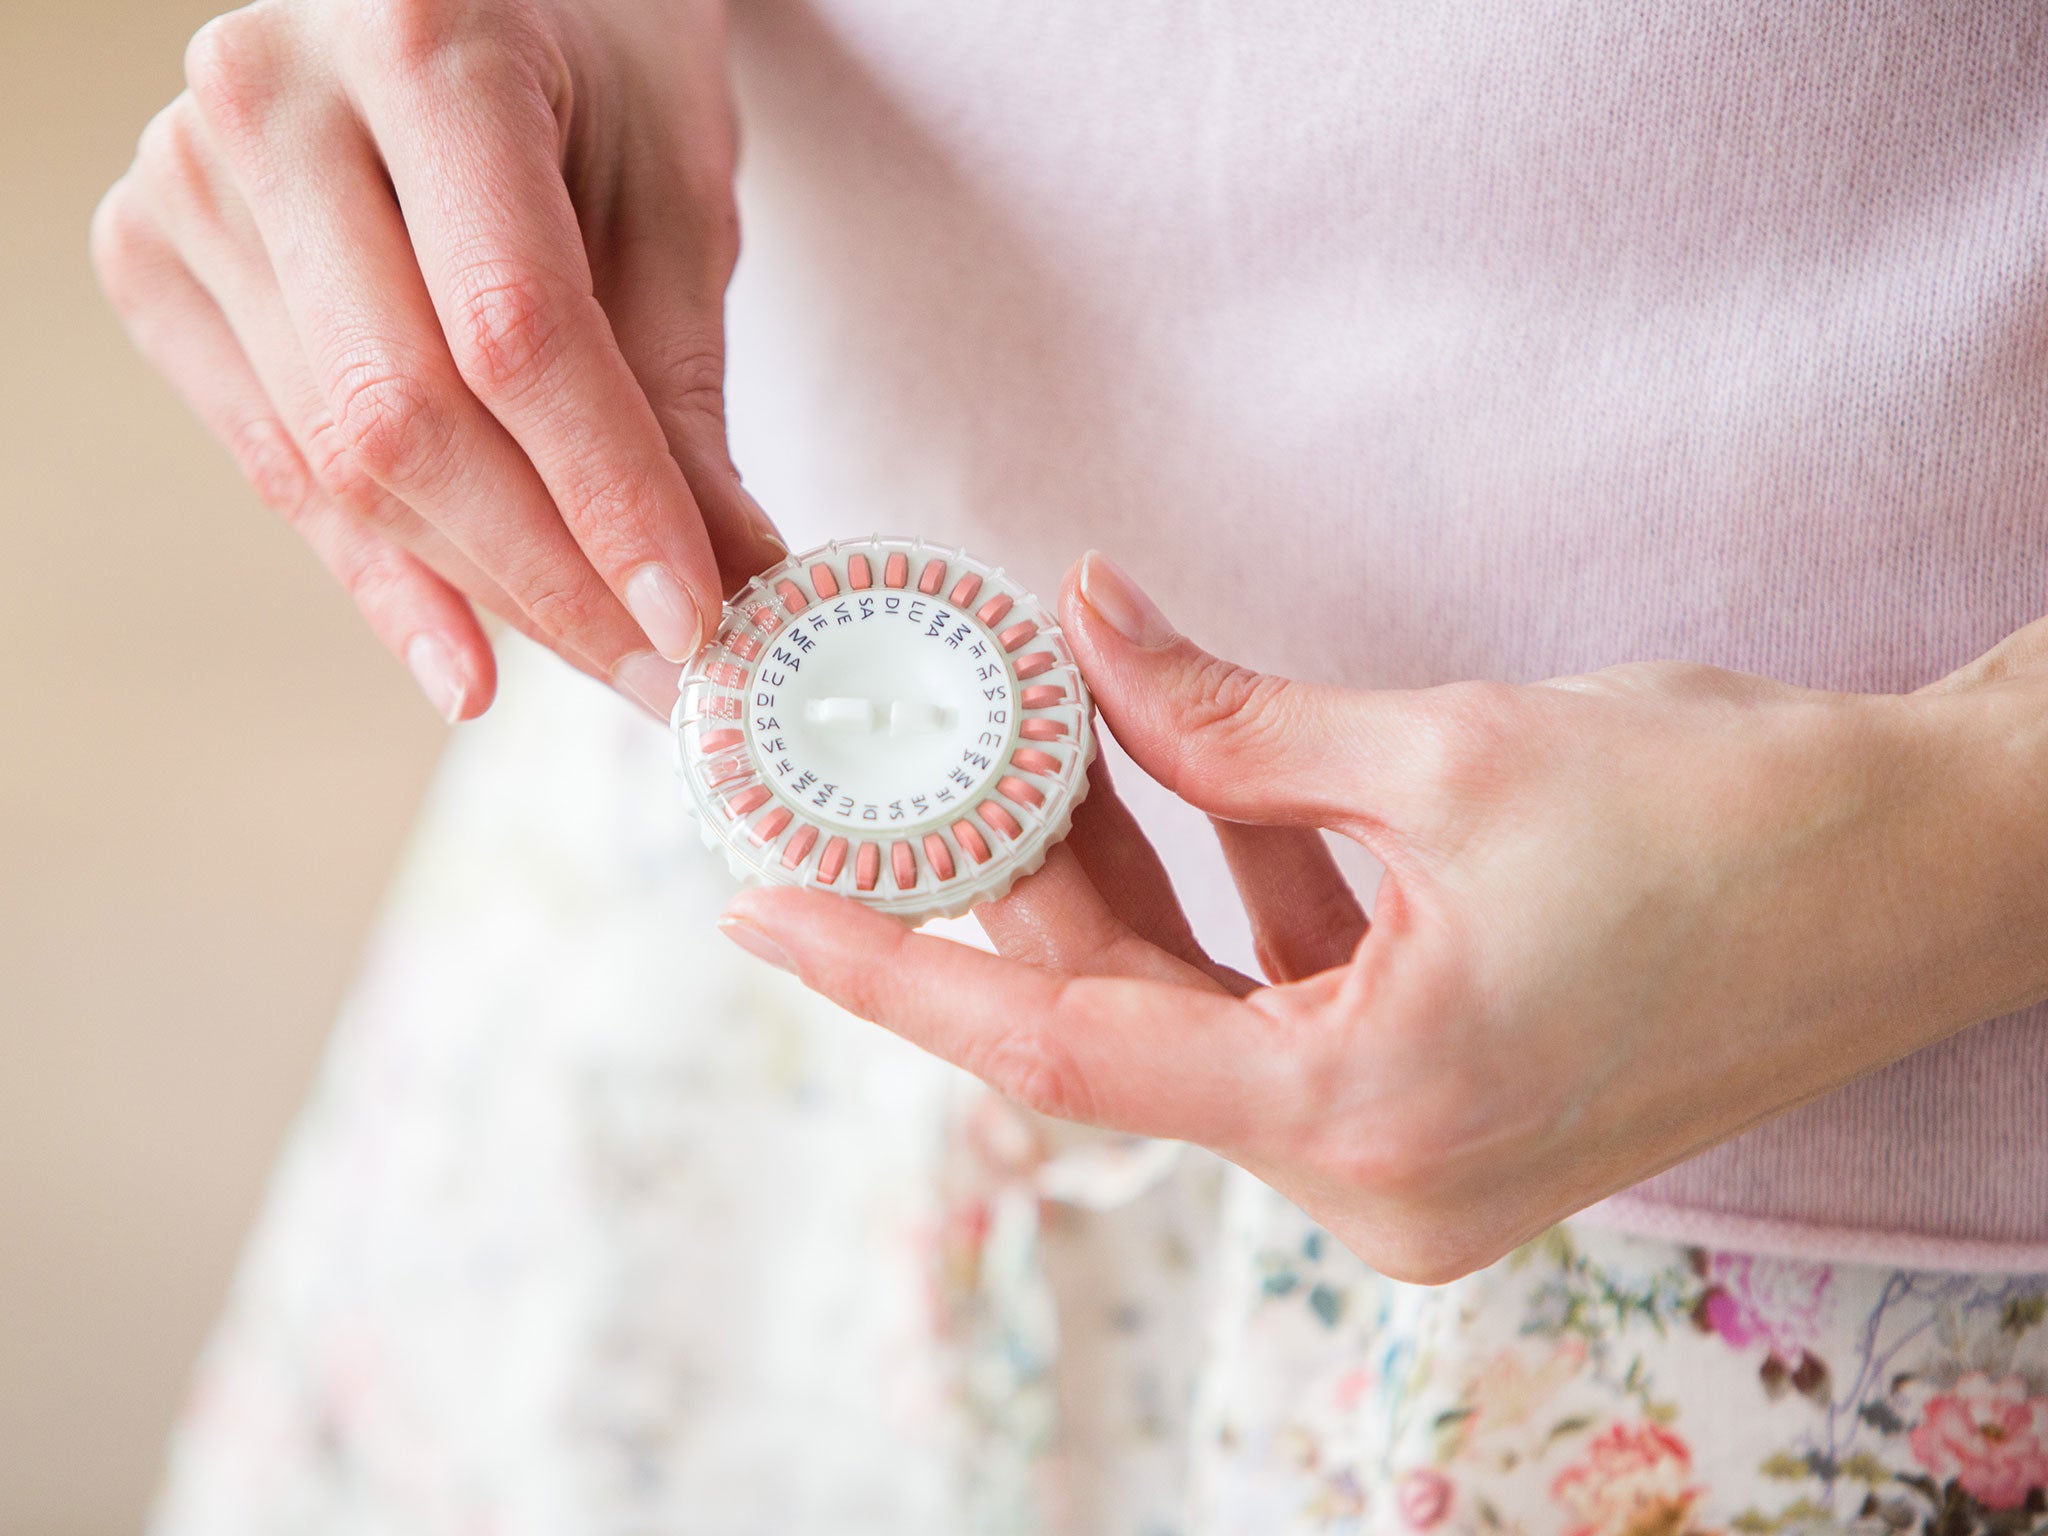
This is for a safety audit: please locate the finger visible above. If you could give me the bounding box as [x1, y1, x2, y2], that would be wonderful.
[171, 33, 686, 713]
[596, 129, 787, 590]
[304, 513, 494, 723]
[990, 755, 1257, 993]
[1209, 820, 1370, 982]
[341, 22, 724, 648]
[124, 94, 635, 708]
[721, 887, 1284, 1148]
[977, 841, 1252, 996]
[1060, 551, 1419, 831]
[91, 181, 494, 720]
[1059, 755, 1210, 965]
[129, 94, 631, 707]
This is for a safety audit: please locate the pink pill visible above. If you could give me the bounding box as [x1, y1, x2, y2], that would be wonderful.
[816, 837, 848, 883]
[952, 820, 990, 864]
[782, 824, 819, 869]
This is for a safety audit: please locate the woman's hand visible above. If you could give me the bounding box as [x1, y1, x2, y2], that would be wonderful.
[91, 0, 781, 721]
[718, 554, 2048, 1283]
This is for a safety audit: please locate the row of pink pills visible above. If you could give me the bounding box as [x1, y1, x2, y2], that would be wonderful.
[756, 795, 1029, 894]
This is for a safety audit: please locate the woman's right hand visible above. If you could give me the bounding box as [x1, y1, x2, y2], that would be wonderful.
[91, 0, 782, 721]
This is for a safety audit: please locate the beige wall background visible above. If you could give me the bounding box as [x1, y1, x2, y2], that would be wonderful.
[0, 2, 449, 1530]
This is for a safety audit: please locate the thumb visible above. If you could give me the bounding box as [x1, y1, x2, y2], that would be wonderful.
[1061, 551, 1412, 832]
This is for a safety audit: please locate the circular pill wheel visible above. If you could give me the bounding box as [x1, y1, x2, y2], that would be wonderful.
[673, 534, 1095, 924]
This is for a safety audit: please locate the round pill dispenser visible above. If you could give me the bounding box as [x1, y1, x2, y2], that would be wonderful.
[673, 535, 1095, 924]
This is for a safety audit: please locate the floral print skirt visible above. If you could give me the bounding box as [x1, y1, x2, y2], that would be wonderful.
[150, 645, 2048, 1536]
[1195, 1202, 2048, 1535]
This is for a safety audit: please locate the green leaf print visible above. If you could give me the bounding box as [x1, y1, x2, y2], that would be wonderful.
[1759, 1450, 1810, 1481]
[1307, 1283, 1343, 1328]
[1541, 1412, 1594, 1447]
[2000, 1292, 2047, 1335]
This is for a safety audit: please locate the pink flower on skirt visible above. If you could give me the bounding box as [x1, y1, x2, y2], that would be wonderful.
[1701, 1251, 1832, 1363]
[1394, 1468, 1453, 1529]
[1551, 1420, 1703, 1536]
[1909, 1372, 2048, 1511]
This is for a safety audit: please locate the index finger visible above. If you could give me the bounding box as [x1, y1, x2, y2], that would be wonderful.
[721, 886, 1287, 1149]
[351, 31, 723, 655]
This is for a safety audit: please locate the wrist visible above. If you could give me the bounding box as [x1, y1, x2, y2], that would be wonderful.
[1890, 675, 2048, 1024]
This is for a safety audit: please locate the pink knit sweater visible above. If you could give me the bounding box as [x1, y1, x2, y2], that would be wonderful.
[720, 0, 2048, 1269]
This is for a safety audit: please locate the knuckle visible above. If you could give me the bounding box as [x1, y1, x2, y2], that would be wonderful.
[970, 1027, 1094, 1124]
[301, 413, 372, 504]
[329, 363, 446, 487]
[225, 415, 314, 520]
[1189, 659, 1295, 745]
[557, 460, 667, 547]
[1591, 658, 1738, 701]
[646, 341, 728, 435]
[675, 193, 741, 275]
[444, 262, 568, 398]
[1175, 657, 1300, 785]
[353, 494, 414, 539]
[348, 0, 555, 94]
[88, 184, 153, 310]
[323, 482, 406, 538]
[703, 198, 741, 270]
[183, 8, 279, 137]
[348, 0, 470, 73]
[135, 97, 212, 198]
[518, 575, 603, 642]
[338, 542, 410, 616]
[1423, 677, 1518, 739]
[1399, 679, 1521, 807]
[307, 427, 413, 537]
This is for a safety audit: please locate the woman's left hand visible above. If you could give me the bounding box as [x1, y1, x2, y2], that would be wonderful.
[718, 554, 2048, 1283]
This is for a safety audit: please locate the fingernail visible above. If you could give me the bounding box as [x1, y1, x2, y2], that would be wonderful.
[718, 914, 794, 975]
[1078, 551, 1176, 648]
[405, 633, 468, 723]
[624, 564, 706, 662]
[612, 648, 683, 719]
[736, 483, 786, 562]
